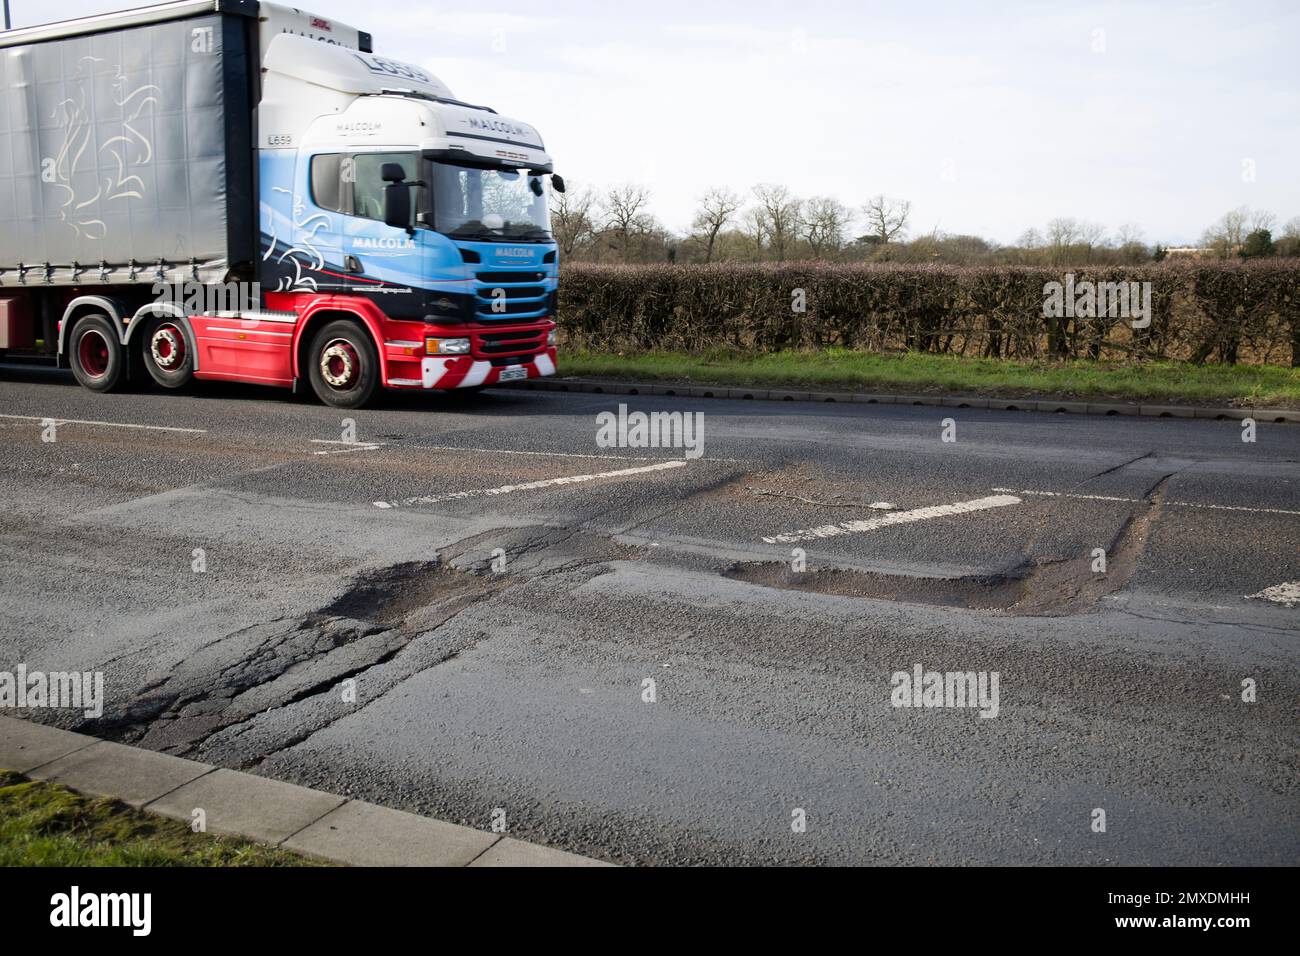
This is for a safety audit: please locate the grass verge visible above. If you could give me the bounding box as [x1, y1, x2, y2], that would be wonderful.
[559, 349, 1300, 407]
[0, 769, 327, 866]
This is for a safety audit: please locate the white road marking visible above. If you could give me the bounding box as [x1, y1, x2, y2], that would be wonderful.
[311, 439, 384, 456]
[1247, 581, 1300, 607]
[374, 459, 689, 509]
[994, 487, 1300, 517]
[415, 445, 670, 461]
[761, 494, 1022, 545]
[0, 413, 205, 434]
[413, 445, 746, 463]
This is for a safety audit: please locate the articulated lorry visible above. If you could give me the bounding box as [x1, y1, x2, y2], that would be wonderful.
[0, 0, 561, 408]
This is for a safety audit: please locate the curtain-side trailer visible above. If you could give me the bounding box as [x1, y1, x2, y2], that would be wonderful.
[0, 0, 561, 408]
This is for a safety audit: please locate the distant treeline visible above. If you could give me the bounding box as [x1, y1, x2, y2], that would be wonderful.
[558, 260, 1300, 367]
[552, 184, 1300, 269]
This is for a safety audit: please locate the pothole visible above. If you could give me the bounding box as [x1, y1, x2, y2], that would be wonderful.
[318, 560, 472, 623]
[725, 475, 1174, 616]
[723, 562, 1024, 609]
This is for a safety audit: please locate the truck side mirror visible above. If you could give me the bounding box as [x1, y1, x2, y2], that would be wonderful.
[381, 163, 407, 183]
[384, 183, 412, 232]
[551, 174, 566, 194]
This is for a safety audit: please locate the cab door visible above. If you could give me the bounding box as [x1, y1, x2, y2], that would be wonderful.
[338, 152, 427, 320]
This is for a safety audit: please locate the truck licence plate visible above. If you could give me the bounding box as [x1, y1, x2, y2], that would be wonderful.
[498, 366, 527, 382]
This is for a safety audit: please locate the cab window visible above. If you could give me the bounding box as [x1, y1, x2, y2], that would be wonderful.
[351, 153, 418, 223]
[308, 152, 422, 224]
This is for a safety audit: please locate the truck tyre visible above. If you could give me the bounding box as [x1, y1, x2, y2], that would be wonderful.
[307, 320, 379, 409]
[142, 318, 194, 388]
[69, 313, 126, 392]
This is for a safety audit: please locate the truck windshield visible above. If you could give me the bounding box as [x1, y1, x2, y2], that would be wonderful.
[430, 162, 552, 242]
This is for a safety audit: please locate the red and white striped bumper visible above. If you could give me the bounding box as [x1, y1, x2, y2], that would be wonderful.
[419, 348, 557, 389]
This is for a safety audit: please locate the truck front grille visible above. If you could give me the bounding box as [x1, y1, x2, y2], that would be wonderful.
[474, 327, 548, 364]
[473, 269, 549, 321]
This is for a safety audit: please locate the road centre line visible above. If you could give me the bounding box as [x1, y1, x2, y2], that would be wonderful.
[761, 494, 1022, 545]
[311, 439, 385, 456]
[373, 459, 689, 508]
[412, 445, 746, 463]
[0, 413, 205, 434]
[993, 487, 1300, 517]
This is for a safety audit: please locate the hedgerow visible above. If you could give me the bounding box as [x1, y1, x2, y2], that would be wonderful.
[557, 260, 1300, 366]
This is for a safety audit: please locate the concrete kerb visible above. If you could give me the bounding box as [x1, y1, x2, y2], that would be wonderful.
[0, 716, 612, 867]
[504, 377, 1300, 423]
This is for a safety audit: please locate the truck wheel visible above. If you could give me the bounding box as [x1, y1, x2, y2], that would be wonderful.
[307, 320, 378, 409]
[69, 314, 126, 392]
[142, 319, 194, 388]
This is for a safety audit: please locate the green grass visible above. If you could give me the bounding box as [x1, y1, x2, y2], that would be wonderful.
[560, 349, 1300, 407]
[0, 769, 327, 866]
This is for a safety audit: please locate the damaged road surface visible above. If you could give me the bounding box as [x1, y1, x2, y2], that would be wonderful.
[1, 368, 1297, 865]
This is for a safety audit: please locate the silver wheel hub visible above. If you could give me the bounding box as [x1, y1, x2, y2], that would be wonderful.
[151, 327, 183, 370]
[320, 341, 357, 388]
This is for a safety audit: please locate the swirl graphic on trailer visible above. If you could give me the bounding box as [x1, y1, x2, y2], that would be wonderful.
[47, 57, 159, 239]
[264, 188, 328, 292]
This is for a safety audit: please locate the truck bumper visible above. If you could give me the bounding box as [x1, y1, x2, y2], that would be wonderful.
[389, 346, 557, 390]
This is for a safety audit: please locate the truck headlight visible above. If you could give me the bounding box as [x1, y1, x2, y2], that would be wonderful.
[547, 329, 557, 346]
[426, 337, 471, 355]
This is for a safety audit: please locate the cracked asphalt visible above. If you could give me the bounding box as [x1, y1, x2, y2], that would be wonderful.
[1, 362, 1297, 865]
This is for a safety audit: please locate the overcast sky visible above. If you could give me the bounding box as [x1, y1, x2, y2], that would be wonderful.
[20, 0, 1300, 245]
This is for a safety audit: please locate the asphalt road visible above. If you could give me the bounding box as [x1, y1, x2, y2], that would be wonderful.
[1, 362, 1296, 865]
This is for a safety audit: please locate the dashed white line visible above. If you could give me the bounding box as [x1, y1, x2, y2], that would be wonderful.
[415, 445, 671, 461]
[761, 494, 1022, 545]
[994, 487, 1300, 517]
[374, 459, 689, 509]
[0, 413, 205, 434]
[1246, 581, 1300, 607]
[311, 439, 385, 456]
[414, 445, 746, 463]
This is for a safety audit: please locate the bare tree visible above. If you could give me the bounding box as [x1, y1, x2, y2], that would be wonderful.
[602, 184, 652, 262]
[1017, 228, 1044, 249]
[1045, 217, 1080, 264]
[1079, 221, 1107, 261]
[691, 188, 743, 263]
[741, 206, 769, 260]
[1199, 206, 1276, 257]
[801, 196, 852, 258]
[1249, 208, 1278, 233]
[1115, 222, 1148, 263]
[549, 185, 597, 259]
[752, 183, 802, 261]
[861, 194, 911, 245]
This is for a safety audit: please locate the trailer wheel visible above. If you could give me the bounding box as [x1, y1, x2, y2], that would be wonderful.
[69, 314, 125, 392]
[142, 319, 194, 388]
[307, 320, 378, 409]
